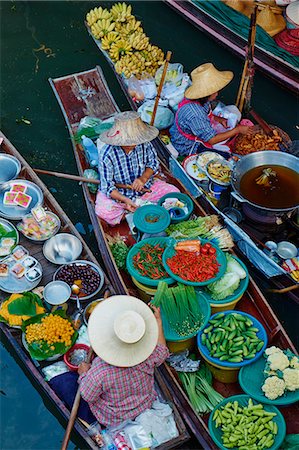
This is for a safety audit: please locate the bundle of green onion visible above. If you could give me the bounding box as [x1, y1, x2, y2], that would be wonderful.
[152, 282, 203, 337]
[179, 364, 224, 415]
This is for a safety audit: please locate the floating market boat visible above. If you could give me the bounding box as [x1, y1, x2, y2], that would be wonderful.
[50, 66, 299, 447]
[165, 0, 299, 94]
[0, 132, 190, 450]
[83, 16, 299, 300]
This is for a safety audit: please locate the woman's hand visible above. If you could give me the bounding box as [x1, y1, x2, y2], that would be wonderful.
[124, 198, 138, 212]
[78, 362, 91, 376]
[216, 116, 229, 128]
[237, 125, 254, 135]
[150, 305, 162, 324]
[132, 177, 146, 192]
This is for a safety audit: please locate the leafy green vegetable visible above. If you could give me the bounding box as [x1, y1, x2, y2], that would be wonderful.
[8, 292, 43, 316]
[107, 234, 129, 271]
[226, 254, 246, 279]
[207, 272, 240, 300]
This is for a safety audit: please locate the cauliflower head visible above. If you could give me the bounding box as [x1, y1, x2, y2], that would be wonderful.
[290, 356, 299, 369]
[262, 376, 285, 400]
[283, 368, 299, 392]
[268, 352, 289, 371]
[265, 346, 283, 356]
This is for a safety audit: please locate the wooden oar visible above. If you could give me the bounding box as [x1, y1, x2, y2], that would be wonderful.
[33, 168, 151, 192]
[150, 51, 172, 126]
[267, 284, 299, 294]
[249, 109, 273, 135]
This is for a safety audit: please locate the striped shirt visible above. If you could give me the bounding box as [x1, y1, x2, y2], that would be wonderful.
[169, 101, 216, 155]
[98, 143, 159, 199]
[78, 344, 169, 426]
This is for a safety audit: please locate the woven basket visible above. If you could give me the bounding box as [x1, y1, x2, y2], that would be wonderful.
[233, 124, 291, 155]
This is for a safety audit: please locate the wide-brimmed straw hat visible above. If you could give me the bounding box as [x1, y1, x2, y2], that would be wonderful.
[184, 63, 233, 99]
[100, 111, 159, 146]
[88, 295, 158, 367]
[257, 6, 286, 37]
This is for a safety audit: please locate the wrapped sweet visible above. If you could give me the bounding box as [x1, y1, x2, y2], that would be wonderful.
[17, 212, 59, 241]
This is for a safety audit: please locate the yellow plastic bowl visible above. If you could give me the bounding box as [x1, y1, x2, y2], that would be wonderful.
[199, 351, 240, 383]
[132, 277, 157, 303]
[167, 336, 196, 353]
[210, 294, 242, 314]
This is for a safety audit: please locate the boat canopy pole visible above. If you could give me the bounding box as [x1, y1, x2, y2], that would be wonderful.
[150, 50, 172, 126]
[236, 5, 258, 114]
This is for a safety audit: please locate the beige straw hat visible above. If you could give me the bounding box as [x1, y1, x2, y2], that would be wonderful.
[88, 295, 159, 367]
[257, 6, 286, 37]
[100, 111, 159, 146]
[184, 63, 234, 99]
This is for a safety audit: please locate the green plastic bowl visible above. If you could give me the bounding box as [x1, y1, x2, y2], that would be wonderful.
[126, 237, 174, 287]
[158, 192, 194, 223]
[161, 290, 211, 341]
[162, 238, 227, 286]
[208, 394, 286, 450]
[133, 204, 170, 234]
[203, 256, 249, 304]
[239, 354, 299, 406]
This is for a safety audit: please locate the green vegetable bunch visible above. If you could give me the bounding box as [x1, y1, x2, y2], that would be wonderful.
[107, 234, 129, 271]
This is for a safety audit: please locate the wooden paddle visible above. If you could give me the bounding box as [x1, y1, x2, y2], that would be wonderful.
[33, 168, 151, 193]
[249, 109, 273, 136]
[150, 51, 172, 126]
[267, 284, 299, 294]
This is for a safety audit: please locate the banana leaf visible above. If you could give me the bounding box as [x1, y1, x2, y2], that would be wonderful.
[8, 292, 43, 316]
[21, 310, 78, 361]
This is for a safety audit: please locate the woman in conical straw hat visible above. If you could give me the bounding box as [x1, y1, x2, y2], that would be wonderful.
[95, 111, 179, 226]
[170, 63, 253, 156]
[49, 297, 169, 427]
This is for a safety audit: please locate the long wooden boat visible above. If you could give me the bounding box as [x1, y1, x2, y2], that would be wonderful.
[165, 0, 299, 95]
[0, 132, 189, 450]
[82, 24, 299, 303]
[50, 66, 299, 448]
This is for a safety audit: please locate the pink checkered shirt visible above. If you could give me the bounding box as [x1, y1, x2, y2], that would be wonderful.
[78, 344, 169, 426]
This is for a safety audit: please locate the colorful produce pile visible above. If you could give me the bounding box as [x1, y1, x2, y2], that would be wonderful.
[261, 346, 299, 400]
[152, 282, 204, 337]
[86, 3, 164, 78]
[167, 240, 219, 283]
[201, 312, 265, 363]
[132, 242, 167, 280]
[212, 398, 279, 449]
[207, 254, 247, 300]
[0, 292, 45, 327]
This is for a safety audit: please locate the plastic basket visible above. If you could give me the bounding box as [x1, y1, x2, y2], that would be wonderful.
[158, 192, 194, 223]
[126, 237, 174, 287]
[162, 238, 227, 287]
[197, 310, 268, 368]
[208, 394, 286, 450]
[133, 205, 170, 234]
[161, 290, 211, 342]
[203, 256, 249, 305]
[239, 355, 299, 406]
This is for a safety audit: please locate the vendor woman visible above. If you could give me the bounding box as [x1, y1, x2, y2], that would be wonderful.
[96, 111, 179, 226]
[170, 63, 253, 156]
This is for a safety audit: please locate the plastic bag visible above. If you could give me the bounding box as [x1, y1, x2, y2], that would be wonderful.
[139, 76, 157, 100]
[167, 74, 191, 111]
[138, 100, 174, 130]
[123, 422, 152, 449]
[128, 76, 145, 102]
[155, 63, 184, 87]
[75, 116, 114, 142]
[212, 102, 242, 132]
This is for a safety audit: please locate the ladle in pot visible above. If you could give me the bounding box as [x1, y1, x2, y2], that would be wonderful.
[71, 284, 84, 329]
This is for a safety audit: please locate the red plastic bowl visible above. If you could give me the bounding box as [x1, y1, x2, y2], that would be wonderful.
[63, 343, 90, 371]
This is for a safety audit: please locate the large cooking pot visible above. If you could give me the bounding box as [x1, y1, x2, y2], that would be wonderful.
[231, 151, 299, 216]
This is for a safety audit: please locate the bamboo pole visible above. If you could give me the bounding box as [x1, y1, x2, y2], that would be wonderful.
[150, 51, 172, 126]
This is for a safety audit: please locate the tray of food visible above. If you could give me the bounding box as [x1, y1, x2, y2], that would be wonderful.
[182, 155, 208, 181]
[233, 125, 291, 156]
[206, 159, 233, 186]
[0, 246, 43, 293]
[0, 218, 19, 260]
[17, 210, 61, 242]
[0, 180, 44, 220]
[53, 260, 104, 300]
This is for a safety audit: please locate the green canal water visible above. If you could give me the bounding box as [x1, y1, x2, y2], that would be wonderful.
[0, 1, 298, 449]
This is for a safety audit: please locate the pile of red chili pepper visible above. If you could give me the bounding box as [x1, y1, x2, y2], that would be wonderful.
[167, 243, 219, 282]
[133, 243, 168, 279]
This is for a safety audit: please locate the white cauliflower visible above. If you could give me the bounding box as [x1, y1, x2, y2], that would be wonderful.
[265, 346, 283, 356]
[290, 356, 299, 369]
[262, 376, 285, 400]
[283, 368, 299, 391]
[268, 351, 289, 371]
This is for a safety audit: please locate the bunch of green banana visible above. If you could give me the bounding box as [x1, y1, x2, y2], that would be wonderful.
[110, 2, 133, 22]
[109, 40, 132, 61]
[128, 32, 149, 50]
[91, 19, 115, 39]
[101, 32, 121, 50]
[86, 7, 111, 26]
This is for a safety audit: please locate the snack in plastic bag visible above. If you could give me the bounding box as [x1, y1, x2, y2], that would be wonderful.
[128, 76, 145, 102]
[83, 169, 99, 194]
[138, 100, 174, 130]
[155, 63, 184, 87]
[75, 116, 114, 142]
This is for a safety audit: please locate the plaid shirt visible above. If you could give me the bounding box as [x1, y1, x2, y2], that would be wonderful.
[169, 101, 216, 155]
[98, 142, 159, 199]
[78, 344, 169, 426]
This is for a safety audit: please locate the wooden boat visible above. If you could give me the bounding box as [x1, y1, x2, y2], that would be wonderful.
[165, 0, 299, 95]
[0, 132, 189, 450]
[81, 24, 299, 302]
[50, 66, 299, 448]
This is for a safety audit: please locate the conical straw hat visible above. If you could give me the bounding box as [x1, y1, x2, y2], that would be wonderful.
[257, 6, 286, 36]
[100, 111, 159, 146]
[184, 63, 233, 99]
[88, 295, 158, 367]
[225, 0, 246, 14]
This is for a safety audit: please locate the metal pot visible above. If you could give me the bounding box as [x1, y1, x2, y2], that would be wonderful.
[231, 151, 299, 216]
